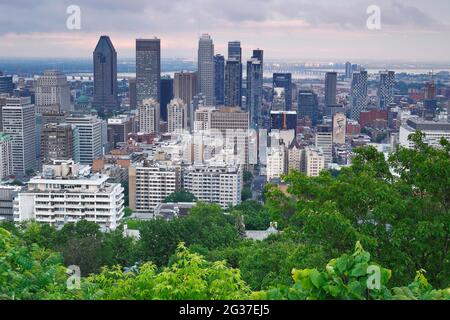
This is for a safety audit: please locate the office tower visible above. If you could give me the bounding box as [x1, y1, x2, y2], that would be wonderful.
[225, 59, 241, 107]
[287, 141, 303, 173]
[325, 72, 337, 106]
[210, 107, 250, 166]
[246, 49, 264, 126]
[35, 70, 71, 114]
[297, 90, 319, 125]
[136, 38, 161, 105]
[41, 111, 67, 125]
[214, 54, 225, 106]
[0, 71, 13, 95]
[41, 123, 75, 164]
[0, 185, 22, 221]
[138, 98, 160, 134]
[107, 115, 133, 149]
[129, 161, 181, 213]
[167, 98, 188, 134]
[182, 165, 242, 209]
[194, 106, 215, 131]
[128, 78, 137, 109]
[378, 71, 395, 109]
[345, 62, 352, 79]
[2, 97, 36, 176]
[332, 113, 347, 145]
[270, 111, 297, 130]
[92, 36, 118, 113]
[228, 41, 242, 106]
[14, 160, 125, 230]
[197, 34, 215, 106]
[66, 115, 103, 165]
[161, 76, 174, 122]
[174, 72, 198, 128]
[315, 125, 333, 167]
[273, 73, 292, 110]
[0, 133, 13, 180]
[350, 71, 368, 121]
[305, 147, 325, 177]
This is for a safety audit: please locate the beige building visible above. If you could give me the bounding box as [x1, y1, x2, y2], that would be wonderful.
[139, 98, 160, 134]
[35, 70, 71, 114]
[305, 147, 325, 177]
[167, 98, 188, 134]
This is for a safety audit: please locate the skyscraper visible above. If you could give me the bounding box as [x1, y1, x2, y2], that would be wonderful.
[214, 54, 225, 106]
[246, 49, 264, 126]
[378, 71, 395, 109]
[161, 76, 174, 122]
[0, 133, 13, 180]
[136, 38, 161, 105]
[167, 98, 188, 134]
[273, 73, 292, 110]
[197, 34, 215, 106]
[350, 71, 368, 120]
[92, 36, 118, 113]
[345, 62, 352, 79]
[128, 78, 137, 109]
[225, 59, 241, 107]
[2, 97, 36, 175]
[325, 72, 337, 106]
[298, 90, 319, 125]
[228, 41, 242, 106]
[36, 70, 71, 114]
[66, 115, 103, 165]
[0, 71, 13, 95]
[174, 71, 198, 130]
[41, 123, 75, 164]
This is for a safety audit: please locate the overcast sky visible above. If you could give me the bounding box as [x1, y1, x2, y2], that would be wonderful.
[1, 0, 450, 62]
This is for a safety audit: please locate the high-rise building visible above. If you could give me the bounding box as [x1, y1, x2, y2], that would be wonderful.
[182, 165, 242, 209]
[161, 76, 174, 122]
[167, 98, 188, 134]
[315, 125, 333, 167]
[107, 115, 133, 149]
[325, 72, 337, 106]
[225, 59, 241, 107]
[41, 123, 75, 164]
[129, 161, 181, 213]
[14, 160, 124, 230]
[92, 36, 118, 113]
[305, 147, 325, 177]
[0, 71, 13, 95]
[214, 54, 225, 106]
[270, 111, 297, 130]
[136, 38, 161, 105]
[228, 41, 242, 106]
[197, 34, 215, 106]
[272, 88, 286, 111]
[345, 62, 352, 79]
[378, 71, 395, 109]
[333, 113, 347, 145]
[0, 185, 22, 221]
[2, 97, 36, 176]
[246, 49, 264, 126]
[174, 72, 198, 129]
[266, 146, 286, 182]
[273, 73, 292, 110]
[138, 98, 160, 134]
[35, 70, 71, 114]
[298, 90, 319, 125]
[0, 133, 13, 180]
[65, 115, 103, 165]
[350, 71, 368, 121]
[128, 78, 137, 109]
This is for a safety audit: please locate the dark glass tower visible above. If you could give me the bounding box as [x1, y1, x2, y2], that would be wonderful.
[160, 76, 174, 122]
[298, 90, 319, 125]
[214, 54, 225, 106]
[225, 59, 241, 107]
[273, 73, 292, 110]
[136, 38, 161, 105]
[92, 36, 118, 115]
[228, 41, 242, 106]
[0, 71, 14, 95]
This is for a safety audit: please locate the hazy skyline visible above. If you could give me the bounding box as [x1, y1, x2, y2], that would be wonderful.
[1, 0, 450, 62]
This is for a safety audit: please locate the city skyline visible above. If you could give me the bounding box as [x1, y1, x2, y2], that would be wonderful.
[1, 0, 450, 62]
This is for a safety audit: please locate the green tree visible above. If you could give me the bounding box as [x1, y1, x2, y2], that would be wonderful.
[164, 189, 197, 203]
[241, 187, 252, 201]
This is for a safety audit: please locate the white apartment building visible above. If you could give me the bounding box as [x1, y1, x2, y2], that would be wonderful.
[0, 133, 12, 180]
[315, 125, 333, 168]
[167, 98, 187, 134]
[35, 70, 71, 114]
[266, 146, 286, 182]
[13, 160, 124, 230]
[129, 161, 181, 213]
[139, 98, 160, 134]
[305, 147, 325, 177]
[183, 165, 242, 209]
[399, 117, 450, 149]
